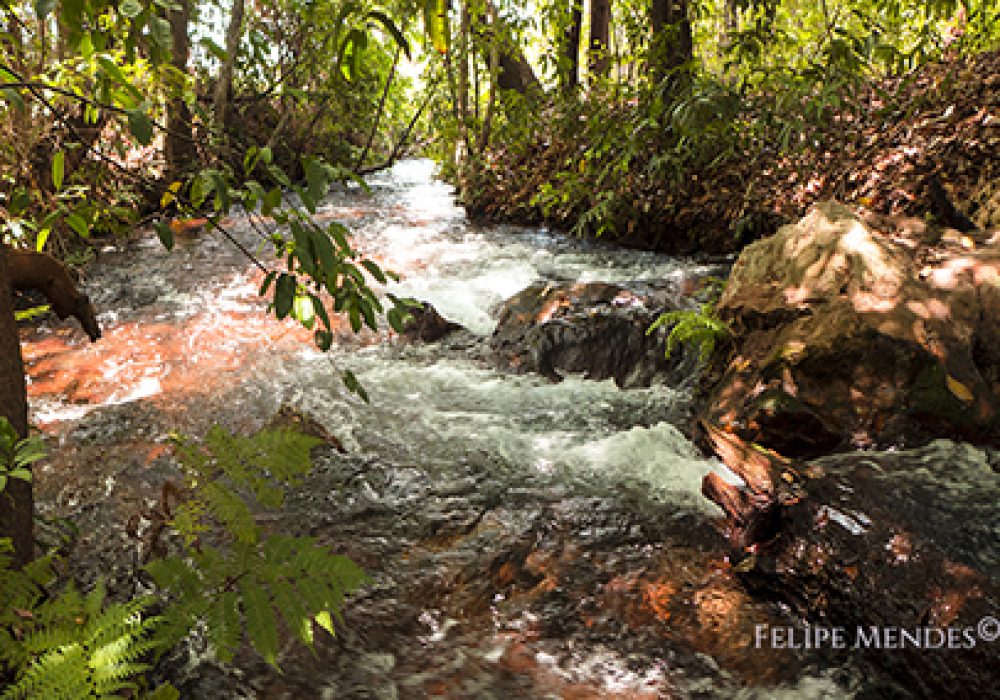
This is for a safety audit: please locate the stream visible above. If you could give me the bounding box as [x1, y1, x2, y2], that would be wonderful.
[22, 159, 992, 698]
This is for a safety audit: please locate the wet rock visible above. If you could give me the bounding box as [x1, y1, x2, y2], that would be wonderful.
[399, 301, 464, 342]
[489, 281, 693, 388]
[702, 431, 1000, 699]
[697, 201, 1000, 455]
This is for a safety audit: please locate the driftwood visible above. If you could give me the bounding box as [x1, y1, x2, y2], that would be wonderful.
[5, 247, 101, 341]
[701, 422, 1000, 698]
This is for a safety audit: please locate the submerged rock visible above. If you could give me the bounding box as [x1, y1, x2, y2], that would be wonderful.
[698, 201, 1000, 455]
[489, 281, 693, 388]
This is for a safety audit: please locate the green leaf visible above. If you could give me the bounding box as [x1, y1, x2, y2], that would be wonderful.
[2, 88, 25, 111]
[126, 108, 153, 145]
[119, 0, 142, 18]
[342, 369, 368, 402]
[262, 187, 282, 215]
[266, 164, 291, 188]
[154, 221, 174, 251]
[338, 28, 367, 82]
[272, 580, 313, 648]
[423, 0, 449, 54]
[146, 683, 181, 700]
[190, 170, 216, 207]
[208, 170, 231, 212]
[310, 294, 330, 331]
[66, 213, 89, 237]
[367, 10, 410, 59]
[315, 330, 333, 351]
[304, 158, 327, 203]
[348, 304, 362, 333]
[328, 222, 352, 255]
[360, 259, 387, 284]
[35, 227, 51, 252]
[199, 37, 228, 61]
[239, 579, 279, 667]
[148, 16, 172, 48]
[274, 274, 296, 319]
[52, 151, 65, 190]
[312, 229, 339, 275]
[293, 184, 317, 215]
[259, 271, 277, 296]
[97, 56, 142, 102]
[293, 295, 315, 329]
[13, 436, 46, 467]
[290, 223, 314, 274]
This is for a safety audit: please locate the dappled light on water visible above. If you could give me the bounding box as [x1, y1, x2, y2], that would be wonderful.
[21, 274, 320, 425]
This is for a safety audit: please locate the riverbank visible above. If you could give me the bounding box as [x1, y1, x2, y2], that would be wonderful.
[460, 50, 999, 256]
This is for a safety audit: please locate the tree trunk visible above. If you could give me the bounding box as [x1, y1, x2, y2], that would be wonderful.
[213, 0, 245, 128]
[588, 0, 611, 78]
[478, 2, 500, 155]
[165, 0, 197, 179]
[0, 248, 32, 568]
[648, 0, 692, 88]
[457, 2, 470, 128]
[559, 0, 583, 92]
[473, 0, 541, 95]
[0, 247, 101, 567]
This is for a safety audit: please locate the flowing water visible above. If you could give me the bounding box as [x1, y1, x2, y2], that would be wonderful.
[20, 159, 947, 698]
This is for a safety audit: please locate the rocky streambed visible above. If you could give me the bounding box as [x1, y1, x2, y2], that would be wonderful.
[19, 161, 1000, 698]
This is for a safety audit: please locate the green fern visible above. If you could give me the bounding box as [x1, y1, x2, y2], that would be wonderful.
[1, 422, 365, 692]
[168, 426, 322, 545]
[143, 426, 368, 668]
[647, 279, 730, 363]
[146, 537, 369, 667]
[1, 581, 164, 700]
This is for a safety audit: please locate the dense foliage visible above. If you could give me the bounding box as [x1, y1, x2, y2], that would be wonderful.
[425, 0, 999, 250]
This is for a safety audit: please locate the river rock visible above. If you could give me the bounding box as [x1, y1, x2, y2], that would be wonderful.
[697, 201, 1000, 455]
[399, 301, 464, 342]
[489, 281, 691, 388]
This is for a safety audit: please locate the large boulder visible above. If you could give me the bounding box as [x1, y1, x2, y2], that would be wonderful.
[489, 281, 694, 388]
[698, 201, 1000, 455]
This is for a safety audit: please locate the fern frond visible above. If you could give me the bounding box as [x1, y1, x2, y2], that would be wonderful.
[270, 580, 313, 648]
[239, 579, 280, 667]
[1, 644, 90, 700]
[205, 590, 241, 663]
[648, 298, 730, 363]
[202, 480, 259, 545]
